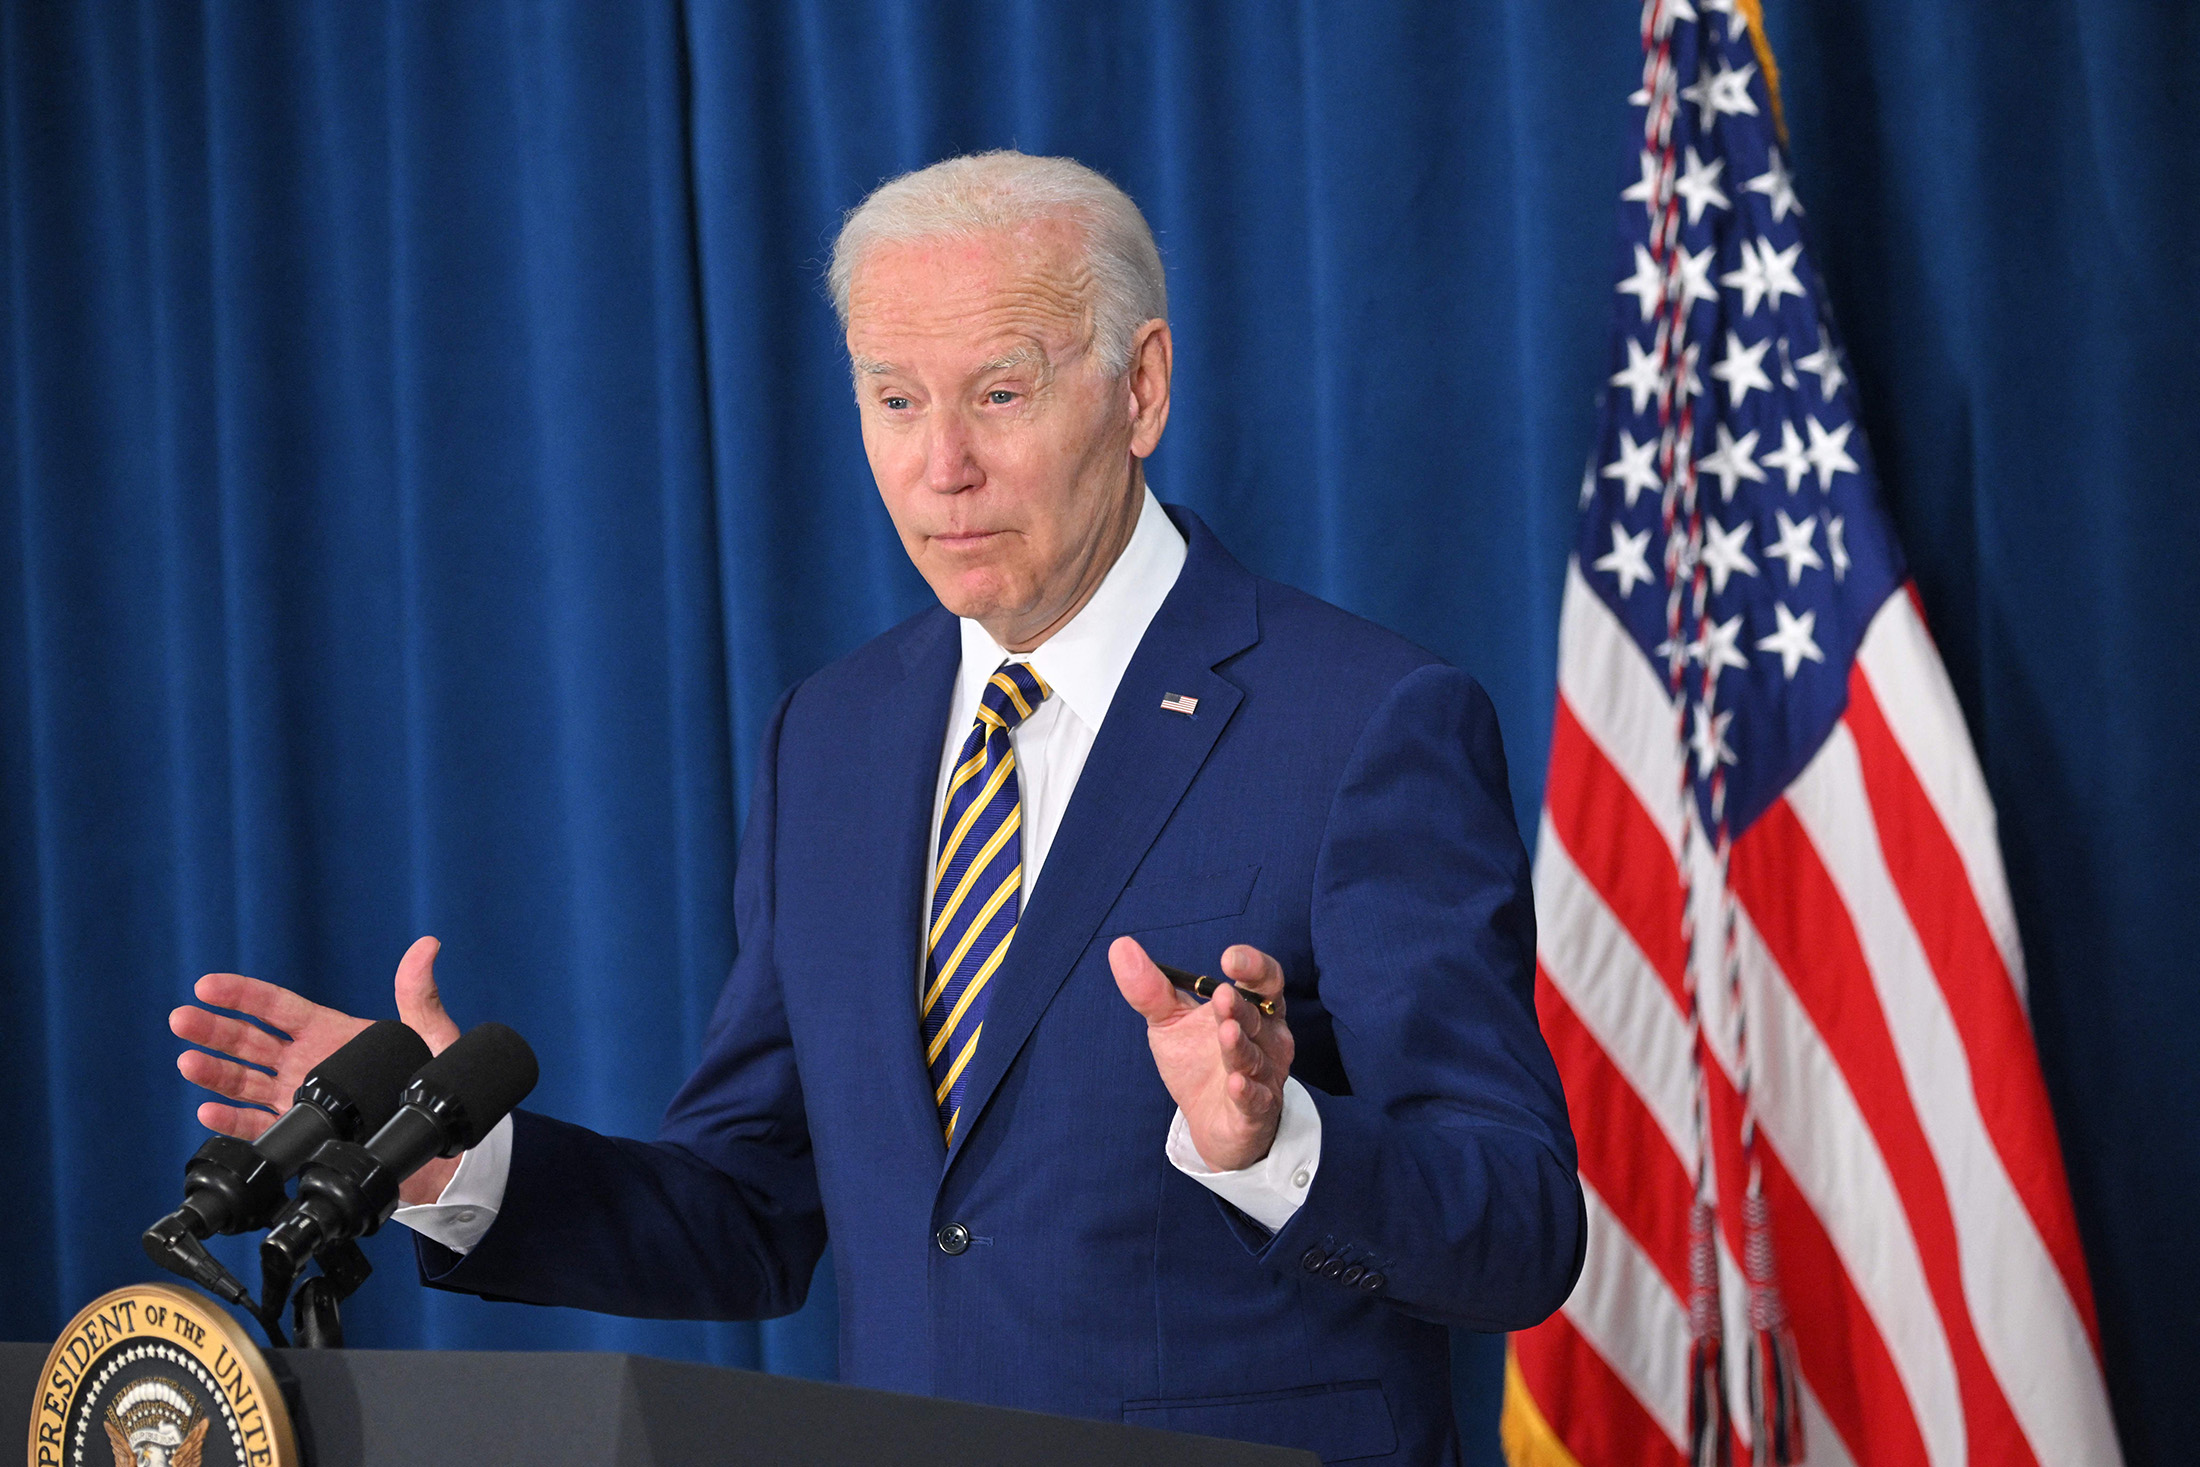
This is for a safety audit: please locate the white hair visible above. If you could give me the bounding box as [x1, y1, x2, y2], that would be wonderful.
[827, 150, 1167, 377]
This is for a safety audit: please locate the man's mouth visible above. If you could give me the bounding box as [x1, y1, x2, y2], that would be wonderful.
[931, 530, 1005, 551]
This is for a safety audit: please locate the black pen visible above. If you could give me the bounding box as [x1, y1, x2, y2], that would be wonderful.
[1155, 961, 1277, 1017]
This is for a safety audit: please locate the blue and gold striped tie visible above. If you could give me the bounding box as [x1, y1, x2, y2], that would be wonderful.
[923, 660, 1050, 1142]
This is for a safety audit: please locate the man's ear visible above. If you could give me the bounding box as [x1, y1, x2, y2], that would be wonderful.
[1126, 319, 1173, 459]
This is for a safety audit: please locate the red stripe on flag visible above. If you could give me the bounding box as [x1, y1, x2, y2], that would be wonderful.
[1842, 673, 2102, 1350]
[1536, 965, 1693, 1299]
[1514, 1308, 1686, 1466]
[1730, 801, 2042, 1467]
[1699, 1056, 1930, 1467]
[1546, 694, 1690, 1010]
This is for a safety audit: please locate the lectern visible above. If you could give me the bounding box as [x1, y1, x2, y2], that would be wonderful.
[8, 1339, 1322, 1466]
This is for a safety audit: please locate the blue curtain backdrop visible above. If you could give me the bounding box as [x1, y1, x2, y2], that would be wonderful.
[2, 2, 2193, 1463]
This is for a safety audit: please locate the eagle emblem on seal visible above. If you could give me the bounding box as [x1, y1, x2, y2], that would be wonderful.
[101, 1377, 209, 1467]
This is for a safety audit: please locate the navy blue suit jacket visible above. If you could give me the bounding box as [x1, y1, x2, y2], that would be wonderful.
[422, 507, 1584, 1464]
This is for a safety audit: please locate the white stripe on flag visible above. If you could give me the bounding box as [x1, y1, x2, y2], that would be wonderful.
[1852, 592, 2028, 998]
[1566, 1179, 1690, 1453]
[1786, 726, 2123, 1466]
[1556, 560, 1683, 858]
[1698, 875, 1968, 1467]
[1535, 812, 1698, 1171]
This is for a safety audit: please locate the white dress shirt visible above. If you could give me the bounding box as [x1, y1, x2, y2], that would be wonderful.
[398, 488, 1319, 1253]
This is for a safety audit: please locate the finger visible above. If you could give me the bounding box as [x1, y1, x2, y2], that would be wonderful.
[1219, 944, 1286, 1007]
[393, 935, 461, 1052]
[394, 935, 451, 1040]
[1224, 1068, 1283, 1116]
[177, 1049, 286, 1110]
[1109, 936, 1196, 1025]
[193, 972, 325, 1038]
[1215, 1016, 1263, 1077]
[195, 1101, 274, 1143]
[1210, 980, 1263, 1043]
[168, 1007, 287, 1069]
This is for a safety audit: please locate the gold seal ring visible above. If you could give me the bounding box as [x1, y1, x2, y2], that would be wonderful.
[27, 1280, 298, 1467]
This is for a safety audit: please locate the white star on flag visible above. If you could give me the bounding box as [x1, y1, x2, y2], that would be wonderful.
[1689, 612, 1749, 674]
[1610, 338, 1665, 415]
[1675, 146, 1731, 223]
[1593, 523, 1656, 598]
[1746, 148, 1803, 221]
[1699, 517, 1758, 592]
[1701, 0, 1748, 38]
[1650, 0, 1698, 39]
[1759, 239, 1806, 312]
[1681, 56, 1760, 130]
[1825, 512, 1851, 580]
[1765, 508, 1825, 584]
[1696, 422, 1766, 501]
[1722, 237, 1772, 317]
[1796, 330, 1847, 401]
[1601, 428, 1662, 507]
[1804, 415, 1860, 489]
[1617, 245, 1665, 322]
[1761, 418, 1811, 493]
[1674, 245, 1720, 310]
[1756, 600, 1826, 677]
[1712, 330, 1774, 407]
[1689, 699, 1737, 775]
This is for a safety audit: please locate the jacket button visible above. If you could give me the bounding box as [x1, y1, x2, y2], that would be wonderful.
[1322, 1258, 1348, 1280]
[1300, 1248, 1327, 1273]
[1360, 1271, 1386, 1292]
[1340, 1264, 1365, 1286]
[935, 1223, 971, 1256]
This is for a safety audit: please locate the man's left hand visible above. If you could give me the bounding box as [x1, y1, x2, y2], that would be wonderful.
[1110, 936, 1294, 1172]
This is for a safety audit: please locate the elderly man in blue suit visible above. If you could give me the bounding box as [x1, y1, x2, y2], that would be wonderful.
[174, 151, 1584, 1464]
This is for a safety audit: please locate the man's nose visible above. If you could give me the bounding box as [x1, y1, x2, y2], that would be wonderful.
[920, 410, 982, 494]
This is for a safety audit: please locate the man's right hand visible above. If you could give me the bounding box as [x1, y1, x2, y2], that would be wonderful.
[168, 935, 467, 1206]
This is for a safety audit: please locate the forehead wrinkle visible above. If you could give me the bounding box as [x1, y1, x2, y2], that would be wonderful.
[846, 235, 1100, 365]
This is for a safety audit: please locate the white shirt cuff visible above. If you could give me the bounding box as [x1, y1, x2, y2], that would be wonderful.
[390, 1112, 513, 1255]
[1165, 1076, 1321, 1234]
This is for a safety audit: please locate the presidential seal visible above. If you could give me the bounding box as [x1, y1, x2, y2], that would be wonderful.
[27, 1283, 296, 1467]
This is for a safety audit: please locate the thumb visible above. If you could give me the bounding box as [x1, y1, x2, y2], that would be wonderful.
[393, 935, 462, 1053]
[1110, 936, 1189, 1026]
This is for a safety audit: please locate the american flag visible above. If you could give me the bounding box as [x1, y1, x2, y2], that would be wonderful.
[1503, 3, 2123, 1465]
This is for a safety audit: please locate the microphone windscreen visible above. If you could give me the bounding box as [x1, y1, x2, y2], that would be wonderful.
[307, 1019, 434, 1134]
[413, 1022, 539, 1149]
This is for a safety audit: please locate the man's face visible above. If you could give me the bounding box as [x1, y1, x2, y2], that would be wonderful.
[846, 222, 1167, 650]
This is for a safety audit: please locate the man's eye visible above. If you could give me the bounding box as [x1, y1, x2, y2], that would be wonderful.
[883, 396, 911, 410]
[988, 390, 1016, 405]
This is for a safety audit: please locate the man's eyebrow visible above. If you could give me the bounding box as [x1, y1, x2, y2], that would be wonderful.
[851, 355, 894, 377]
[977, 346, 1045, 375]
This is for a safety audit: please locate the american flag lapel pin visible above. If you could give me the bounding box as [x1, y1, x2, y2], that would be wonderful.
[1159, 692, 1199, 716]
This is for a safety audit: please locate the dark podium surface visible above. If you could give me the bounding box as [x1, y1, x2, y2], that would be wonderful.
[6, 1340, 1321, 1466]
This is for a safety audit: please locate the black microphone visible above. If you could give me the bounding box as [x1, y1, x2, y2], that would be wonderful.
[146, 1019, 433, 1248]
[260, 1022, 537, 1303]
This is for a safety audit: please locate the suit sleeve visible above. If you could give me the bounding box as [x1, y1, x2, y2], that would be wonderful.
[1239, 662, 1586, 1332]
[417, 687, 828, 1320]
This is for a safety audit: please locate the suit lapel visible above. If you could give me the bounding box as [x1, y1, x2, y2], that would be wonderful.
[943, 510, 1260, 1170]
[844, 610, 961, 1161]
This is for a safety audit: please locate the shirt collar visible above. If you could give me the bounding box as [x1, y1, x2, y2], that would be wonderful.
[957, 488, 1188, 730]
